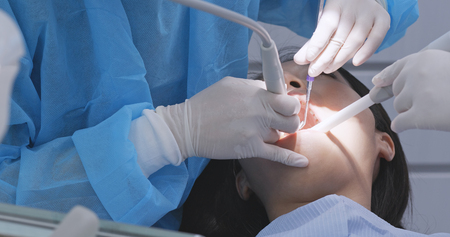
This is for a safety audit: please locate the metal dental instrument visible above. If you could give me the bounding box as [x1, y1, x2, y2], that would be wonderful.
[298, 75, 315, 130]
[167, 0, 286, 94]
[298, 1, 322, 130]
[311, 85, 393, 133]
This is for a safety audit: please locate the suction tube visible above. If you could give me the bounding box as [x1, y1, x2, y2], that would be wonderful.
[311, 85, 393, 133]
[310, 95, 374, 133]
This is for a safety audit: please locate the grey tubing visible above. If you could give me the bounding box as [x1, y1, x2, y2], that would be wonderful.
[168, 0, 273, 47]
[261, 39, 286, 94]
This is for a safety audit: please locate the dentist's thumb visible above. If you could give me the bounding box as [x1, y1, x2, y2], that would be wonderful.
[372, 56, 410, 87]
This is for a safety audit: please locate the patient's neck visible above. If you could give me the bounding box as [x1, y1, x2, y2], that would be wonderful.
[264, 181, 372, 222]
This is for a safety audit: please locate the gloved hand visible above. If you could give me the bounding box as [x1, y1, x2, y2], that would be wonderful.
[294, 0, 390, 77]
[155, 76, 309, 167]
[0, 9, 25, 141]
[372, 49, 450, 133]
[421, 31, 450, 53]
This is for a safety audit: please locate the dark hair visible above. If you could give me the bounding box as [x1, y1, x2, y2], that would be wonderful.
[179, 47, 410, 237]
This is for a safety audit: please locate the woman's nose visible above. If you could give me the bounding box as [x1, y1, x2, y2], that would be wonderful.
[284, 72, 307, 92]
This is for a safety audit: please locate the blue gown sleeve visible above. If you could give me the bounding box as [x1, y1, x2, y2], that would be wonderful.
[377, 0, 419, 52]
[257, 0, 419, 53]
[0, 0, 210, 229]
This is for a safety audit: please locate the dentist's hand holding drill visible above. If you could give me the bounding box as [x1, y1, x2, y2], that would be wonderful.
[154, 77, 309, 167]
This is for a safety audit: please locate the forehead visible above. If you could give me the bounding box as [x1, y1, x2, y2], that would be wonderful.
[281, 61, 350, 87]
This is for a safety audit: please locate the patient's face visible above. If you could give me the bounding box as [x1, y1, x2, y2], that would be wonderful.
[238, 61, 393, 221]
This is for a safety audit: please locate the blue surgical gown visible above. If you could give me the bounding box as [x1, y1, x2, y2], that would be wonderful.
[0, 0, 419, 230]
[256, 195, 450, 237]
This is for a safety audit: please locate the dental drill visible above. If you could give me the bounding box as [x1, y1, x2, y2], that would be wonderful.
[167, 0, 318, 130]
[311, 85, 393, 133]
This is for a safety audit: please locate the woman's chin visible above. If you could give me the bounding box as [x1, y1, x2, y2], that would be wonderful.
[276, 129, 328, 156]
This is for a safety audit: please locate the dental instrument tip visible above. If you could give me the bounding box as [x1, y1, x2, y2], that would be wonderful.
[298, 76, 314, 131]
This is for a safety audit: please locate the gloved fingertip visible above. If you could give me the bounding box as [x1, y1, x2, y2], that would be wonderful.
[372, 76, 383, 86]
[287, 154, 309, 167]
[352, 59, 362, 67]
[352, 54, 368, 67]
[390, 120, 404, 134]
[391, 125, 399, 134]
[308, 66, 320, 78]
[293, 52, 308, 65]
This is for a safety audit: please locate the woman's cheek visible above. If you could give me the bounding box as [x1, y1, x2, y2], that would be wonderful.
[276, 130, 337, 163]
[328, 113, 377, 161]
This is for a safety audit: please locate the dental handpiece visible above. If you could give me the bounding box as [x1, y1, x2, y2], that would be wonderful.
[167, 0, 286, 94]
[298, 76, 314, 130]
[310, 85, 393, 133]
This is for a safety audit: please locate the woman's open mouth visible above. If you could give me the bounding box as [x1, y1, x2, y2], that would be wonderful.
[298, 100, 320, 130]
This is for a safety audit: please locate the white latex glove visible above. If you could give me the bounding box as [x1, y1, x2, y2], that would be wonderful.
[372, 49, 450, 133]
[421, 31, 450, 53]
[155, 76, 309, 167]
[50, 206, 99, 237]
[0, 10, 25, 141]
[294, 0, 390, 77]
